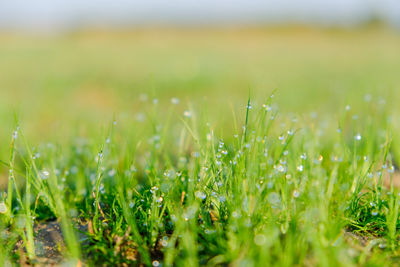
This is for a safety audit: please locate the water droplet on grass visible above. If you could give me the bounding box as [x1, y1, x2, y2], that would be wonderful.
[389, 166, 395, 173]
[297, 165, 304, 172]
[254, 234, 266, 246]
[171, 97, 180, 104]
[39, 170, 50, 180]
[0, 202, 7, 214]
[195, 191, 206, 200]
[276, 164, 287, 173]
[268, 192, 281, 208]
[263, 104, 271, 111]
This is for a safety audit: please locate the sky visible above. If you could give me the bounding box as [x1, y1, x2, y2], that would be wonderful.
[0, 0, 399, 31]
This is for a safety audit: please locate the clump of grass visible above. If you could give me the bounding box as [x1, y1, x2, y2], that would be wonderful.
[0, 94, 399, 266]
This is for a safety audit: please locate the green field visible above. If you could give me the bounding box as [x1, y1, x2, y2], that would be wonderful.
[1, 27, 400, 266]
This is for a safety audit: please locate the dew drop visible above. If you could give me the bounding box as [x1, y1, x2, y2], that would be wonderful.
[297, 165, 304, 172]
[263, 104, 272, 111]
[0, 202, 7, 214]
[171, 97, 180, 105]
[39, 170, 50, 180]
[195, 191, 207, 200]
[254, 234, 266, 246]
[268, 192, 281, 208]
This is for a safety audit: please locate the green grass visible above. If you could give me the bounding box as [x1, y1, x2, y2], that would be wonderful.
[1, 27, 400, 266]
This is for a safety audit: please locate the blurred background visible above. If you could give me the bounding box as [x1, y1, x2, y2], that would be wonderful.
[0, 0, 400, 158]
[1, 0, 400, 30]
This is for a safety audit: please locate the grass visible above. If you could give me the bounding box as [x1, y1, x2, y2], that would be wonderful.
[1, 26, 400, 266]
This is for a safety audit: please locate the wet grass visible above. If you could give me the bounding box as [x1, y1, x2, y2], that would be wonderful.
[1, 93, 400, 266]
